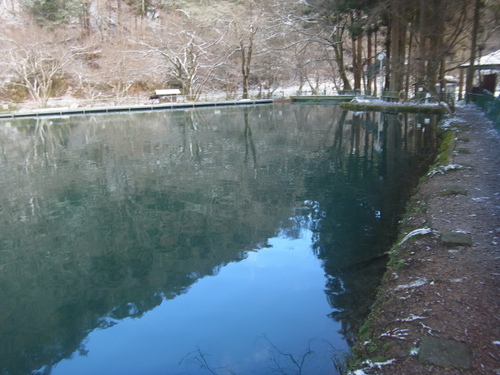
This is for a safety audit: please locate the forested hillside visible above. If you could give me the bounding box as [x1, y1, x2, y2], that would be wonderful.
[0, 0, 498, 108]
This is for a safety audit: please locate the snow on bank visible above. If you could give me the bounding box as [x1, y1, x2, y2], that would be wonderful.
[427, 164, 465, 177]
[349, 97, 442, 109]
[348, 359, 396, 375]
[395, 277, 428, 290]
[399, 227, 434, 245]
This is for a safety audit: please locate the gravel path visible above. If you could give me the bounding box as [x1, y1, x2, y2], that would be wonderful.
[350, 105, 500, 375]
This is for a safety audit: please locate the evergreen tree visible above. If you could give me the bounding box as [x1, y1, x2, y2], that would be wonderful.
[22, 0, 80, 27]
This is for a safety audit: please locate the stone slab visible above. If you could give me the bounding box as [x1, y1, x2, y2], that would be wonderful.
[440, 185, 468, 196]
[441, 231, 473, 246]
[418, 336, 472, 369]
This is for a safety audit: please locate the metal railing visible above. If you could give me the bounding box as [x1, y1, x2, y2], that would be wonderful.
[466, 89, 500, 127]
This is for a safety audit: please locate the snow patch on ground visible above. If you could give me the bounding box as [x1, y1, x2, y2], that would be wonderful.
[428, 164, 465, 177]
[399, 228, 434, 245]
[440, 116, 468, 129]
[349, 359, 397, 374]
[472, 197, 491, 203]
[350, 98, 441, 109]
[396, 314, 427, 322]
[395, 278, 428, 290]
[380, 328, 409, 340]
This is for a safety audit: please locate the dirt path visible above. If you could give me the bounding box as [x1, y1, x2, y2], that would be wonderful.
[350, 105, 500, 375]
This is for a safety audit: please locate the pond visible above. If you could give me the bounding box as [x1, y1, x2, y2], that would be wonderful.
[0, 104, 439, 375]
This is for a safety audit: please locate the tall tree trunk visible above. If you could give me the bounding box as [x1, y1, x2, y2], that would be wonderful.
[333, 43, 352, 91]
[350, 10, 363, 92]
[331, 16, 352, 91]
[389, 0, 406, 94]
[355, 33, 363, 92]
[404, 21, 414, 100]
[352, 29, 358, 91]
[366, 29, 372, 95]
[241, 39, 253, 99]
[458, 68, 465, 101]
[466, 0, 481, 94]
[416, 0, 444, 92]
[416, 0, 428, 89]
[385, 18, 391, 92]
[373, 30, 377, 96]
[426, 2, 444, 92]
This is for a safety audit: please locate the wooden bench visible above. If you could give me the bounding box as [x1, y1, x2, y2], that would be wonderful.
[381, 91, 400, 102]
[149, 89, 181, 102]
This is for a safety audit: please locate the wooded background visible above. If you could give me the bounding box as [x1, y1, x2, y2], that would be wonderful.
[0, 0, 498, 107]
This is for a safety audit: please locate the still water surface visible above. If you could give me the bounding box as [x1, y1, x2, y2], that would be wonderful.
[0, 104, 438, 374]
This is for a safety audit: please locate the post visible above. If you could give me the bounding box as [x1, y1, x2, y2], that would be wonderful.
[377, 52, 386, 99]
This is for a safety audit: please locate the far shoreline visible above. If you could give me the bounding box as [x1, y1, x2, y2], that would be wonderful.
[0, 96, 449, 120]
[0, 98, 274, 120]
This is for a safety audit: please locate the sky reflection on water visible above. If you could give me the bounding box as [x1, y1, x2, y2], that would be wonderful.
[50, 230, 342, 375]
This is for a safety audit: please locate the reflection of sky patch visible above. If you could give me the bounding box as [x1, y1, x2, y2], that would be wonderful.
[51, 229, 345, 375]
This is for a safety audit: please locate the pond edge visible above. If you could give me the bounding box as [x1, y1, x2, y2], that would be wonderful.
[344, 118, 456, 373]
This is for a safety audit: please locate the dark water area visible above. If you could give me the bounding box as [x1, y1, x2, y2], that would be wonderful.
[0, 104, 439, 374]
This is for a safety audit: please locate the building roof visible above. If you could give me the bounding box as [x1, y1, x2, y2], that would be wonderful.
[155, 89, 181, 95]
[460, 49, 500, 70]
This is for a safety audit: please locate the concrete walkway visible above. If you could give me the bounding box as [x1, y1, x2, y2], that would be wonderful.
[0, 99, 274, 120]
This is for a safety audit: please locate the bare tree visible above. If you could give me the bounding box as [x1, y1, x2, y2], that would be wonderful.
[233, 20, 258, 99]
[1, 27, 74, 107]
[145, 22, 226, 101]
[282, 2, 354, 92]
[221, 0, 295, 99]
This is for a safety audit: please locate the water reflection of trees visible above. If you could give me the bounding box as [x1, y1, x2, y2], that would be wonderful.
[0, 107, 299, 374]
[301, 110, 438, 345]
[0, 106, 438, 373]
